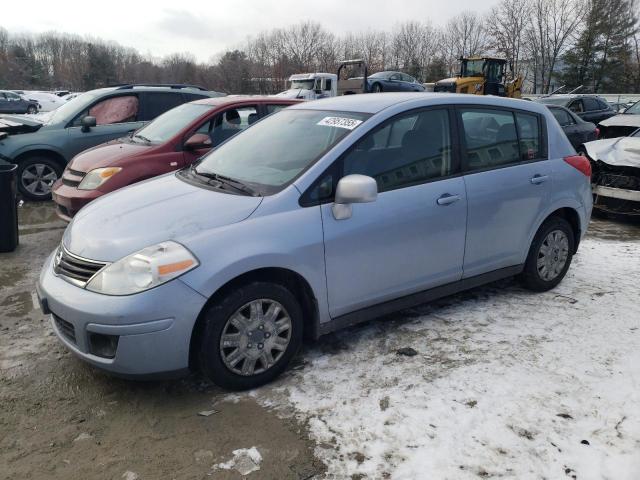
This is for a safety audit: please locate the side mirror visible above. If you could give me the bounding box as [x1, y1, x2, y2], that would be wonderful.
[332, 174, 378, 220]
[81, 116, 96, 132]
[184, 133, 212, 150]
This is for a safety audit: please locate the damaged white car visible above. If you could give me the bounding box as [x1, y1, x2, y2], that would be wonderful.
[585, 129, 640, 216]
[597, 101, 640, 138]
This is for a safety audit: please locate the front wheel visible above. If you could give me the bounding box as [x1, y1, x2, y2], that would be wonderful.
[17, 156, 63, 201]
[198, 282, 303, 390]
[27, 105, 38, 114]
[520, 217, 575, 291]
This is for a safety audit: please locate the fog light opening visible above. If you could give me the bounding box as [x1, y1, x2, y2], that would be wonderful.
[88, 332, 119, 359]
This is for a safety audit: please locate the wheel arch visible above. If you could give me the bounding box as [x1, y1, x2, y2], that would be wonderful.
[188, 267, 319, 370]
[540, 207, 582, 253]
[15, 148, 67, 169]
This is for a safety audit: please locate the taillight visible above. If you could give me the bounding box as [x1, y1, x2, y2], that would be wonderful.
[595, 127, 600, 138]
[564, 155, 592, 177]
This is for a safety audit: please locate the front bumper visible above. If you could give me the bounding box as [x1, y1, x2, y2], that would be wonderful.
[37, 251, 208, 377]
[51, 180, 102, 221]
[593, 185, 640, 215]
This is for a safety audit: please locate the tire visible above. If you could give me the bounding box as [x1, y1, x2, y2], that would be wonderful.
[17, 156, 63, 201]
[27, 105, 38, 114]
[198, 281, 303, 390]
[520, 216, 575, 292]
[371, 83, 383, 93]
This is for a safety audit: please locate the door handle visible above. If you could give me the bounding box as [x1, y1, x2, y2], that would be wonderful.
[530, 174, 549, 185]
[436, 193, 461, 206]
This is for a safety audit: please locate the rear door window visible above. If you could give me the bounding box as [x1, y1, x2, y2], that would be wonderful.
[583, 97, 601, 112]
[140, 92, 185, 121]
[460, 108, 519, 170]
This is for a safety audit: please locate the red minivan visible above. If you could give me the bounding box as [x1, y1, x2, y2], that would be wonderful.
[52, 96, 300, 220]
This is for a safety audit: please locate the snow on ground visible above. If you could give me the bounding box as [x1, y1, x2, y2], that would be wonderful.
[257, 238, 640, 479]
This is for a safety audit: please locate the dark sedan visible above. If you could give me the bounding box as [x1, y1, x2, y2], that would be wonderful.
[0, 90, 39, 114]
[367, 72, 425, 93]
[547, 105, 598, 150]
[536, 94, 615, 125]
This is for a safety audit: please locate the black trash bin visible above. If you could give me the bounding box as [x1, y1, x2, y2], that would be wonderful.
[0, 160, 19, 253]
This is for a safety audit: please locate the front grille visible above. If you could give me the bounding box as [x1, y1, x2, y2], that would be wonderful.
[61, 169, 85, 187]
[54, 315, 76, 344]
[53, 245, 107, 286]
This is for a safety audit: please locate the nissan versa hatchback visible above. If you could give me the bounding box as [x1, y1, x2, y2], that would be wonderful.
[37, 93, 593, 390]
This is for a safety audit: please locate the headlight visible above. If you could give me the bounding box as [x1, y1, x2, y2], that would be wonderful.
[78, 167, 122, 190]
[86, 241, 198, 295]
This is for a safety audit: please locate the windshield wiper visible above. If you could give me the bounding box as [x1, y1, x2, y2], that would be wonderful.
[133, 133, 152, 143]
[191, 166, 257, 196]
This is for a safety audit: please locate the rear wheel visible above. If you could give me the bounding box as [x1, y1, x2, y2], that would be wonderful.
[17, 156, 63, 201]
[198, 282, 303, 390]
[371, 83, 383, 93]
[521, 217, 575, 291]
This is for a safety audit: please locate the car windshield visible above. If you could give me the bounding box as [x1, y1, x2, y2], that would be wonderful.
[290, 79, 315, 90]
[462, 60, 484, 77]
[133, 103, 212, 143]
[624, 101, 640, 114]
[369, 72, 390, 79]
[192, 109, 370, 193]
[44, 91, 99, 124]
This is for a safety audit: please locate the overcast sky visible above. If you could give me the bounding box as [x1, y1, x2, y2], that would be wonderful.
[3, 0, 496, 62]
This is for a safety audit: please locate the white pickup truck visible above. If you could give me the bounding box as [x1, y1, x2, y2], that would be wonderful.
[274, 73, 338, 100]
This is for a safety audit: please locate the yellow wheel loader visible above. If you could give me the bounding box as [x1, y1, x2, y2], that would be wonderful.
[434, 57, 522, 98]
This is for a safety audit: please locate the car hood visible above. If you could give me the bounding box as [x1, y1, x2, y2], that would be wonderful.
[598, 114, 640, 128]
[584, 137, 640, 168]
[0, 114, 44, 136]
[436, 77, 458, 84]
[63, 173, 263, 262]
[69, 139, 153, 171]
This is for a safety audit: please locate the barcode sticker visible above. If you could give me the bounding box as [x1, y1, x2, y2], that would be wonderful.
[317, 116, 363, 130]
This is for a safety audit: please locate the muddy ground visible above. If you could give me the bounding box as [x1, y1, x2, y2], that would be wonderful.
[0, 202, 323, 480]
[1, 203, 639, 479]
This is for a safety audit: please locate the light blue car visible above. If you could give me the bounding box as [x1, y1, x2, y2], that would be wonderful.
[37, 93, 593, 389]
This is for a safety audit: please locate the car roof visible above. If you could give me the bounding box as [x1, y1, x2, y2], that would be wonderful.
[289, 92, 550, 115]
[190, 95, 301, 107]
[88, 85, 223, 97]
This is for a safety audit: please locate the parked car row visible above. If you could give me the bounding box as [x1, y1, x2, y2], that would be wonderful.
[32, 92, 593, 390]
[0, 90, 39, 115]
[0, 84, 225, 200]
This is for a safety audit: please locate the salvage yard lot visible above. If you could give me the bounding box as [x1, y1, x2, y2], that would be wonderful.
[1, 202, 639, 479]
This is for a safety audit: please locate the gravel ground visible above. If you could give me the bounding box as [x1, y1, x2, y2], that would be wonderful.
[1, 202, 639, 479]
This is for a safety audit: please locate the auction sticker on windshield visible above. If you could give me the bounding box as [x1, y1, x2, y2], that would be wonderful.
[317, 117, 363, 130]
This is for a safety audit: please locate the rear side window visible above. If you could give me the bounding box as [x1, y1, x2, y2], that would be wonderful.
[551, 108, 574, 126]
[342, 108, 452, 192]
[583, 97, 601, 111]
[140, 92, 185, 121]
